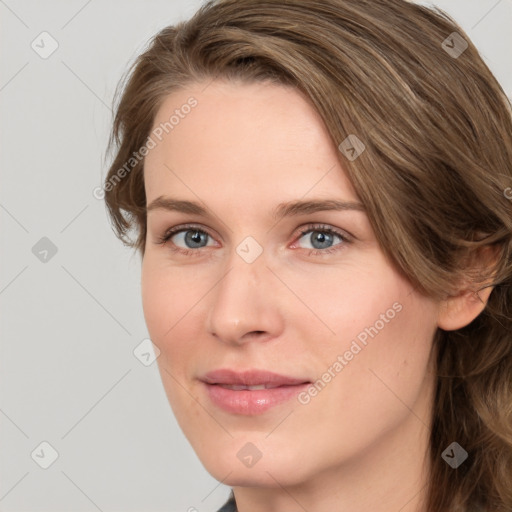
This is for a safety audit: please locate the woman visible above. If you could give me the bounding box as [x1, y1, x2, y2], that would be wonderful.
[103, 0, 512, 511]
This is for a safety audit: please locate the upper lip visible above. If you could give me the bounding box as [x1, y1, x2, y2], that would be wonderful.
[201, 369, 310, 387]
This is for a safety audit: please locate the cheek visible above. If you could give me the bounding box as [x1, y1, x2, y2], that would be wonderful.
[141, 257, 219, 400]
[292, 264, 437, 420]
[141, 258, 205, 409]
[309, 290, 437, 439]
[141, 256, 204, 340]
[279, 259, 409, 353]
[141, 262, 170, 340]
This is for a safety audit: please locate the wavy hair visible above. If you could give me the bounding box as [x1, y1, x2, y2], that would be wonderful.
[103, 1, 512, 510]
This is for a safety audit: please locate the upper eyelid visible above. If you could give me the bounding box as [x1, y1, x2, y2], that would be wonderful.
[165, 223, 220, 239]
[297, 224, 350, 237]
[164, 223, 216, 239]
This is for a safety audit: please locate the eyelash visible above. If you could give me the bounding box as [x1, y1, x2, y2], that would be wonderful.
[155, 223, 352, 257]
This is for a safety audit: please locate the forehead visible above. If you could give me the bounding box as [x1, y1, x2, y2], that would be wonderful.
[144, 79, 359, 204]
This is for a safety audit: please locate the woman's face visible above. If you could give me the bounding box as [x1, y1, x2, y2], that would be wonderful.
[141, 79, 439, 488]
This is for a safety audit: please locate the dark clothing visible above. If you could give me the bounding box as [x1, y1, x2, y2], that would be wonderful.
[217, 491, 237, 512]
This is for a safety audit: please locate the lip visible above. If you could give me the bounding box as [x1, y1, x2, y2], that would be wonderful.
[200, 369, 311, 415]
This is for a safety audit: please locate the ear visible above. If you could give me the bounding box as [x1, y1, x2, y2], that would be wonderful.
[437, 244, 500, 331]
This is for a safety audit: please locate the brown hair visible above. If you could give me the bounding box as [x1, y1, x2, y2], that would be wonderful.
[103, 1, 512, 510]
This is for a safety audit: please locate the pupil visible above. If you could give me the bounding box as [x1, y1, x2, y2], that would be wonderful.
[186, 230, 206, 248]
[312, 231, 332, 249]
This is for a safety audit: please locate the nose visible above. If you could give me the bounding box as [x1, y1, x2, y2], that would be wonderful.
[206, 249, 284, 347]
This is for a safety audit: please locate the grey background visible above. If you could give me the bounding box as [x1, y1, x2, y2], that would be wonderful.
[1, 1, 511, 511]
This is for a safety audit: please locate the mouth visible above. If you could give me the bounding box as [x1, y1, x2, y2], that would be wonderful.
[200, 368, 311, 415]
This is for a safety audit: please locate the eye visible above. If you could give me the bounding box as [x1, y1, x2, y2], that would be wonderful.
[171, 229, 213, 249]
[293, 224, 351, 255]
[155, 224, 217, 255]
[154, 222, 352, 257]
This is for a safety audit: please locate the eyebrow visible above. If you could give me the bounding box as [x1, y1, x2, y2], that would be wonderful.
[146, 196, 366, 220]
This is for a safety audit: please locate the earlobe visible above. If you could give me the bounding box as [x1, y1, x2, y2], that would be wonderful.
[437, 286, 494, 331]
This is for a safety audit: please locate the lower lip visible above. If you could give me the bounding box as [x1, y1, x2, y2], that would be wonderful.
[202, 382, 310, 415]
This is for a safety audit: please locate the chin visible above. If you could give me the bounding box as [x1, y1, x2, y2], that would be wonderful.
[195, 436, 313, 488]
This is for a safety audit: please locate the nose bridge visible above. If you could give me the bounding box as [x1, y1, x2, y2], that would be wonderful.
[206, 243, 282, 344]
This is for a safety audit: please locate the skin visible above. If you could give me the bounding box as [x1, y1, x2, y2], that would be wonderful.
[141, 79, 493, 512]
